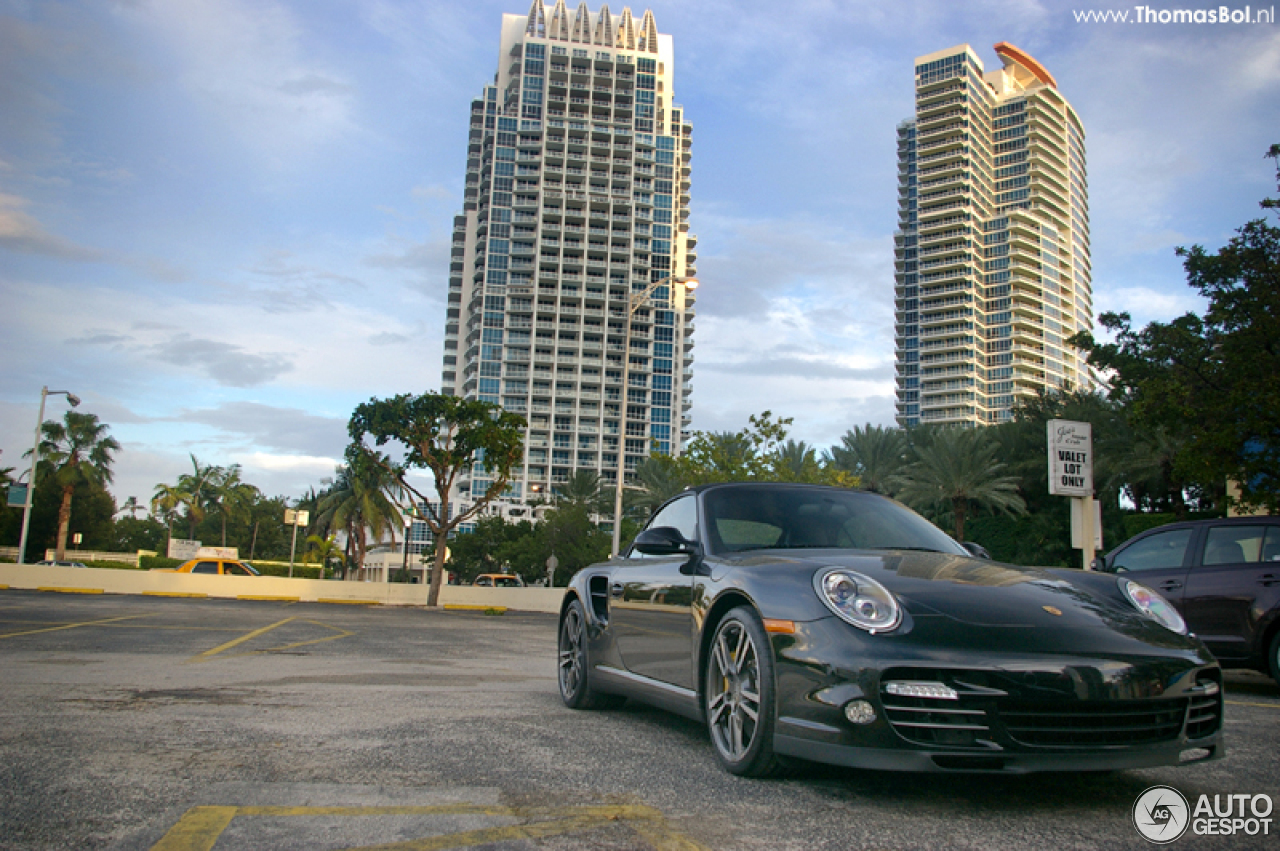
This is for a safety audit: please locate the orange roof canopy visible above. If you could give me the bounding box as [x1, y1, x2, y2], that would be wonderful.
[993, 42, 1058, 89]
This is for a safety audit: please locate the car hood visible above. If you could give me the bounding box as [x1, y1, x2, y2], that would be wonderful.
[733, 549, 1138, 630]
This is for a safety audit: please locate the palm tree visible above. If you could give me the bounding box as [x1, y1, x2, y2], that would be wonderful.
[828, 424, 908, 495]
[33, 410, 120, 560]
[151, 485, 182, 550]
[171, 455, 218, 540]
[118, 496, 142, 519]
[631, 455, 686, 518]
[302, 534, 346, 579]
[206, 464, 256, 546]
[316, 450, 403, 579]
[893, 426, 1026, 542]
[553, 470, 611, 517]
[773, 439, 820, 482]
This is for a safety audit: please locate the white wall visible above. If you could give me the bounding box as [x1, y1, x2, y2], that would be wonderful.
[0, 564, 565, 613]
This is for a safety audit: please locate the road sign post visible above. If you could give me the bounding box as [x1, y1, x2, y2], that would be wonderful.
[1048, 419, 1098, 569]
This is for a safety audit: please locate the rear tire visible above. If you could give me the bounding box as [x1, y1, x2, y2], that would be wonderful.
[558, 599, 623, 710]
[704, 606, 786, 777]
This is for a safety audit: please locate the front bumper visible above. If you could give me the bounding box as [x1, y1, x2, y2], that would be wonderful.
[771, 616, 1224, 773]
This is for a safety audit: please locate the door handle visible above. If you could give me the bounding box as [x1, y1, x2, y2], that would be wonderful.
[1260, 574, 1279, 587]
[1159, 580, 1183, 591]
[610, 582, 624, 598]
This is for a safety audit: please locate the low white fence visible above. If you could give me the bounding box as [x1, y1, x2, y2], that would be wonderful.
[0, 564, 564, 613]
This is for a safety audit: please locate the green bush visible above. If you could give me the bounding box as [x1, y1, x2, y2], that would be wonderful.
[82, 560, 144, 570]
[252, 561, 330, 580]
[140, 555, 183, 571]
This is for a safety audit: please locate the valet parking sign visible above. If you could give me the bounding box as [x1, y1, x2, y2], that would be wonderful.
[1048, 419, 1093, 497]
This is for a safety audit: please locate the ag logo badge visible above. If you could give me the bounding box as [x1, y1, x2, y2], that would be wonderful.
[1133, 785, 1190, 843]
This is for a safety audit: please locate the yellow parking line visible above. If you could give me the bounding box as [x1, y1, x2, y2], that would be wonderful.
[443, 605, 507, 615]
[143, 592, 208, 598]
[236, 595, 301, 602]
[150, 804, 710, 851]
[150, 806, 237, 851]
[36, 586, 104, 595]
[193, 618, 296, 660]
[317, 598, 380, 605]
[0, 614, 154, 639]
[1226, 699, 1279, 708]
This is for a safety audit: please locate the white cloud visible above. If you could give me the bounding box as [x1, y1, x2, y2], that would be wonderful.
[237, 451, 340, 474]
[0, 192, 104, 260]
[125, 0, 358, 166]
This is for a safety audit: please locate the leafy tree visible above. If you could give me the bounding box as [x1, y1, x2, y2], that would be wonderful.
[32, 410, 120, 560]
[111, 515, 167, 553]
[676, 411, 794, 484]
[348, 393, 526, 607]
[1070, 145, 1280, 512]
[316, 450, 404, 580]
[894, 426, 1026, 542]
[827, 424, 909, 495]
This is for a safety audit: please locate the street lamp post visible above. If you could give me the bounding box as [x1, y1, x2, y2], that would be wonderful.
[610, 275, 698, 557]
[18, 386, 80, 565]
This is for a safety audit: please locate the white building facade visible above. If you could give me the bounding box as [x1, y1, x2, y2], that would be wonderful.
[894, 43, 1093, 427]
[441, 1, 697, 522]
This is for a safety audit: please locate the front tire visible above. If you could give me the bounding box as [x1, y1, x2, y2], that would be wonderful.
[1268, 630, 1280, 688]
[704, 606, 784, 777]
[558, 599, 622, 710]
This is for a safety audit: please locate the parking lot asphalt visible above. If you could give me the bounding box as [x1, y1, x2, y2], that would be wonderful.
[1, 589, 1278, 851]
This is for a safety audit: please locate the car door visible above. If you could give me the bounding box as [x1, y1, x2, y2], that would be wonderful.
[1181, 523, 1280, 661]
[610, 493, 699, 690]
[1105, 525, 1196, 606]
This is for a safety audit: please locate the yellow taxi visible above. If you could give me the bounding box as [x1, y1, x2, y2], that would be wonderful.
[162, 558, 261, 576]
[472, 573, 524, 587]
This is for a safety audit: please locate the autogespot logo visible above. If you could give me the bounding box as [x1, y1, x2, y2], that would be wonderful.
[1133, 785, 1190, 844]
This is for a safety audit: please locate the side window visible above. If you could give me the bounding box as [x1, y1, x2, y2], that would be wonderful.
[1112, 528, 1193, 572]
[225, 563, 252, 576]
[192, 561, 218, 574]
[1202, 525, 1266, 566]
[646, 495, 698, 542]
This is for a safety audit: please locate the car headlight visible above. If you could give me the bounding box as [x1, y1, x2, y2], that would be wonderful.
[1120, 579, 1187, 635]
[815, 568, 902, 634]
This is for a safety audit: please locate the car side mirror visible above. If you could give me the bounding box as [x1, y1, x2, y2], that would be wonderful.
[961, 541, 991, 560]
[633, 526, 702, 557]
[1090, 557, 1109, 572]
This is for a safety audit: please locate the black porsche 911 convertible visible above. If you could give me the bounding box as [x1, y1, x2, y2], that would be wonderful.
[557, 483, 1223, 776]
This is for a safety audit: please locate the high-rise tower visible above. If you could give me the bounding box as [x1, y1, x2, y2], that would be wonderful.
[894, 43, 1092, 427]
[441, 2, 697, 521]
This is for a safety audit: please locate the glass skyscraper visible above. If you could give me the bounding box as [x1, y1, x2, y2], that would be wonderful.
[894, 43, 1092, 427]
[441, 2, 696, 521]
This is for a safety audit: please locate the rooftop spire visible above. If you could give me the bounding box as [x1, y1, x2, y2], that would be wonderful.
[594, 4, 614, 46]
[524, 0, 545, 37]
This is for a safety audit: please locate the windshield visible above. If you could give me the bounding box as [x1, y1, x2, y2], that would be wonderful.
[702, 485, 968, 557]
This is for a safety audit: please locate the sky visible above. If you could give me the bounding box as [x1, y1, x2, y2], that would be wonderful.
[1, 0, 1277, 512]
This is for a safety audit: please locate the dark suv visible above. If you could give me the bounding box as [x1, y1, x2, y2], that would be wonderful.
[1094, 516, 1280, 684]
